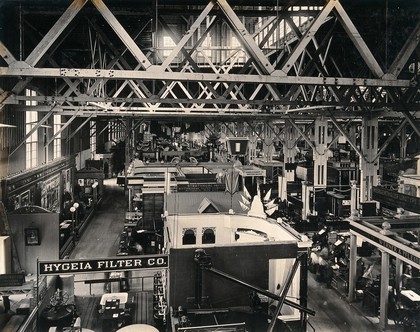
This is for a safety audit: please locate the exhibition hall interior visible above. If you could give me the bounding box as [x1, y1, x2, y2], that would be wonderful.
[0, 0, 419, 331]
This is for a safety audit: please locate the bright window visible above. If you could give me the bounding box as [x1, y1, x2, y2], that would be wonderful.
[232, 36, 241, 49]
[90, 120, 96, 158]
[25, 89, 38, 169]
[53, 114, 61, 159]
[163, 36, 176, 57]
[202, 35, 212, 58]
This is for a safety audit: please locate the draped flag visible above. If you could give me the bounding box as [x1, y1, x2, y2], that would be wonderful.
[265, 205, 278, 216]
[224, 168, 240, 194]
[239, 201, 250, 211]
[243, 185, 252, 200]
[263, 188, 272, 203]
[241, 195, 251, 206]
[264, 198, 276, 209]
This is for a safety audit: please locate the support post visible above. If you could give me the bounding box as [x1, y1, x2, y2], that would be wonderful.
[301, 181, 310, 221]
[348, 233, 357, 302]
[283, 119, 298, 182]
[350, 180, 358, 215]
[359, 117, 379, 202]
[313, 117, 328, 188]
[379, 251, 390, 330]
[395, 258, 403, 293]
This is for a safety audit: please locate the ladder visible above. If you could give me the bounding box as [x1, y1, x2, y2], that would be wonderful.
[0, 202, 22, 273]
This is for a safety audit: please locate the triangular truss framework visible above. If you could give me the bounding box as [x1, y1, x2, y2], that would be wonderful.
[0, 0, 418, 117]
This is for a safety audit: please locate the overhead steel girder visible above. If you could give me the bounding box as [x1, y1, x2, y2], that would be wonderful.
[158, 16, 221, 101]
[25, 0, 87, 67]
[8, 103, 411, 119]
[0, 65, 412, 88]
[280, 1, 336, 75]
[216, 0, 283, 101]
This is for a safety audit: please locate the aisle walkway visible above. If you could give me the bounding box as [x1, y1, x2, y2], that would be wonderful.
[307, 273, 378, 332]
[70, 178, 126, 259]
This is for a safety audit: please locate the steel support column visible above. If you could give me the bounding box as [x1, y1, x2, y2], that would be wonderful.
[359, 117, 379, 203]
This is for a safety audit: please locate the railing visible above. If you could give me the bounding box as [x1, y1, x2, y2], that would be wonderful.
[177, 322, 246, 332]
[331, 273, 348, 295]
[74, 274, 155, 295]
[18, 276, 57, 332]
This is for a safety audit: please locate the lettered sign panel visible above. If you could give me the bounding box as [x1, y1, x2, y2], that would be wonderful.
[38, 255, 169, 275]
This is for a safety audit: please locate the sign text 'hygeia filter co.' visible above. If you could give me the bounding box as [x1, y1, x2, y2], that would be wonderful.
[38, 255, 169, 275]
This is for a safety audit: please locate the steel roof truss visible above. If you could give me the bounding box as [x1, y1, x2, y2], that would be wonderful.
[217, 0, 275, 75]
[329, 112, 365, 161]
[280, 1, 335, 75]
[161, 0, 216, 70]
[91, 0, 152, 70]
[386, 22, 420, 79]
[0, 42, 17, 65]
[66, 114, 93, 142]
[25, 0, 87, 67]
[287, 117, 317, 153]
[372, 119, 409, 163]
[158, 15, 221, 99]
[332, 1, 384, 78]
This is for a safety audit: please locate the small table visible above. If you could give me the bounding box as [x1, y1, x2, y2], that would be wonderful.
[401, 290, 420, 302]
[101, 307, 126, 332]
[116, 324, 159, 332]
[100, 292, 128, 306]
[41, 306, 74, 328]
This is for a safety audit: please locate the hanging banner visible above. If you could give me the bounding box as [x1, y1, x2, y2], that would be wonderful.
[39, 254, 169, 275]
[372, 187, 420, 214]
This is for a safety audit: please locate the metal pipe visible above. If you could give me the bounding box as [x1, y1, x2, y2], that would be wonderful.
[267, 257, 301, 332]
[205, 266, 315, 316]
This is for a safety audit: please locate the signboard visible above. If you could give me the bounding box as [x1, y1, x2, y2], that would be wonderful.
[39, 255, 169, 275]
[178, 183, 225, 192]
[349, 221, 420, 270]
[372, 187, 420, 214]
[6, 159, 74, 194]
[0, 274, 25, 287]
[240, 169, 265, 177]
[227, 137, 249, 155]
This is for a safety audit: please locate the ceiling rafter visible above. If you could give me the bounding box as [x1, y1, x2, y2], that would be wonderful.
[91, 0, 153, 70]
[0, 0, 418, 120]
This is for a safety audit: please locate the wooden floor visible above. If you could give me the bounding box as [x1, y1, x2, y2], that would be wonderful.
[70, 178, 401, 331]
[74, 291, 154, 331]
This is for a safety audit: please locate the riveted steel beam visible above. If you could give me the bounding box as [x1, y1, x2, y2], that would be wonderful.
[0, 66, 412, 88]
